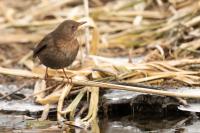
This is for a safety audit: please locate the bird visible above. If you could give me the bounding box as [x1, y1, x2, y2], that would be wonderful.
[33, 20, 86, 82]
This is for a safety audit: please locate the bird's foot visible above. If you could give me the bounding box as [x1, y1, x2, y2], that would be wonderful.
[61, 76, 72, 85]
[62, 68, 73, 85]
[69, 77, 73, 85]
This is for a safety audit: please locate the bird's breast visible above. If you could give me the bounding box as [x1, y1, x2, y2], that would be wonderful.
[38, 39, 79, 69]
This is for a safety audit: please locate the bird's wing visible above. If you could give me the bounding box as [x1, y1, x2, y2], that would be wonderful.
[33, 34, 51, 58]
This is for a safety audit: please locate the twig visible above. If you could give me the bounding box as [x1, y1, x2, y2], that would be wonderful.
[0, 92, 11, 100]
[23, 84, 58, 100]
[0, 84, 26, 100]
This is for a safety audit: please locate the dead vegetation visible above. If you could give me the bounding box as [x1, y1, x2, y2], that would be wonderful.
[1, 0, 200, 128]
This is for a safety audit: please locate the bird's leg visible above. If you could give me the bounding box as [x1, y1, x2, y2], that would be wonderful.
[69, 77, 72, 85]
[62, 68, 71, 84]
[45, 67, 49, 80]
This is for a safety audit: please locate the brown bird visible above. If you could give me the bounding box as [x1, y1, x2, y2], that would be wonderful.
[33, 20, 86, 81]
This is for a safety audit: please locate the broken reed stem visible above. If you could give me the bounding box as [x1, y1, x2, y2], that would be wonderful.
[1, 67, 200, 99]
[39, 104, 50, 121]
[57, 84, 73, 121]
[83, 0, 90, 56]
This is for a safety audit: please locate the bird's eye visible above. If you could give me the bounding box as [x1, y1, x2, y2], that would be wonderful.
[72, 25, 76, 30]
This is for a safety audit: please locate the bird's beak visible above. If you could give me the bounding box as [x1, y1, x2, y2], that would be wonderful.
[77, 21, 87, 30]
[78, 21, 87, 27]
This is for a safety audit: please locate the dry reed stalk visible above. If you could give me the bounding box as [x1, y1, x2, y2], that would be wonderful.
[83, 0, 90, 56]
[57, 84, 73, 121]
[1, 67, 200, 99]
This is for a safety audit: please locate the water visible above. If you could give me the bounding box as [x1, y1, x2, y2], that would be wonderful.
[0, 113, 199, 133]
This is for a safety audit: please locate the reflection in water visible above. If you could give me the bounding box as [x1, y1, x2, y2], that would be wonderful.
[99, 115, 200, 133]
[0, 114, 200, 133]
[0, 114, 100, 133]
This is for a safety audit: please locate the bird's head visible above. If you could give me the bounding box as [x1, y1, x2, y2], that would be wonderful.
[55, 20, 86, 40]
